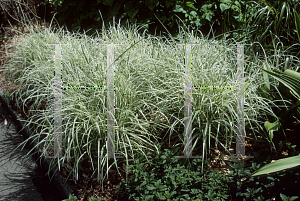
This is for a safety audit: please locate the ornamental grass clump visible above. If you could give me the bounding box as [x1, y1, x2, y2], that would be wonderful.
[1, 12, 297, 189]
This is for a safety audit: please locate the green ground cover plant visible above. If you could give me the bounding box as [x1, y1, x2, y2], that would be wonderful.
[114, 143, 300, 200]
[1, 11, 300, 199]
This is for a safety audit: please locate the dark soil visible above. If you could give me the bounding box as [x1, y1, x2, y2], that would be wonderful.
[30, 165, 65, 201]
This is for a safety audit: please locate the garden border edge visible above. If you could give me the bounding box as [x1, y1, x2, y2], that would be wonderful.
[0, 89, 73, 200]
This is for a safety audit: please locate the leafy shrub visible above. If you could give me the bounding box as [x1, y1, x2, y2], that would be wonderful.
[42, 0, 257, 41]
[43, 0, 300, 60]
[61, 144, 300, 200]
[115, 143, 232, 200]
[115, 143, 300, 200]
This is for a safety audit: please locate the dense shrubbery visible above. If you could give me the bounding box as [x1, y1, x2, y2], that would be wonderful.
[3, 0, 299, 59]
[43, 0, 300, 56]
[42, 0, 254, 40]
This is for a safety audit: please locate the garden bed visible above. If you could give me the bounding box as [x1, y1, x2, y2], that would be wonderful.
[1, 18, 300, 200]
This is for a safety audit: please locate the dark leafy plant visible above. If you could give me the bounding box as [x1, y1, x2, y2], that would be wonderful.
[254, 59, 300, 151]
[62, 195, 102, 201]
[115, 143, 300, 200]
[62, 195, 77, 201]
[247, 0, 300, 57]
[115, 143, 232, 200]
[280, 194, 299, 201]
[245, 63, 300, 178]
[258, 63, 300, 148]
[174, 0, 257, 40]
[42, 0, 258, 42]
[42, 0, 188, 38]
[278, 140, 297, 151]
[41, 0, 300, 60]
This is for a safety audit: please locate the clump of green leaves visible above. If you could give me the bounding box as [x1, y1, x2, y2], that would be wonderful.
[62, 195, 77, 201]
[62, 195, 102, 201]
[115, 143, 300, 200]
[115, 143, 232, 200]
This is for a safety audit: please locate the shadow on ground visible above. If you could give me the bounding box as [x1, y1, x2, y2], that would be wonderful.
[0, 101, 64, 201]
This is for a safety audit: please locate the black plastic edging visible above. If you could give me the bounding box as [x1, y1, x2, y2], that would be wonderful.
[0, 91, 73, 199]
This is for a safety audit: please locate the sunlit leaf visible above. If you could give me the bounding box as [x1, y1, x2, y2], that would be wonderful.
[252, 155, 300, 177]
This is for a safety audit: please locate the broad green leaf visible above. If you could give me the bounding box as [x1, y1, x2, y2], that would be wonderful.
[252, 155, 300, 177]
[221, 0, 232, 3]
[264, 119, 280, 142]
[186, 1, 197, 10]
[233, 14, 243, 21]
[174, 5, 185, 13]
[220, 3, 230, 13]
[254, 66, 300, 177]
[201, 5, 214, 22]
[258, 67, 300, 101]
[201, 4, 213, 11]
[279, 69, 300, 100]
[190, 11, 197, 17]
[280, 194, 299, 201]
[264, 120, 280, 132]
[234, 0, 241, 8]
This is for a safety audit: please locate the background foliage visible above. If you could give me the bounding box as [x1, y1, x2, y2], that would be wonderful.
[42, 0, 300, 59]
[42, 0, 253, 39]
[40, 1, 236, 35]
[2, 0, 300, 57]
